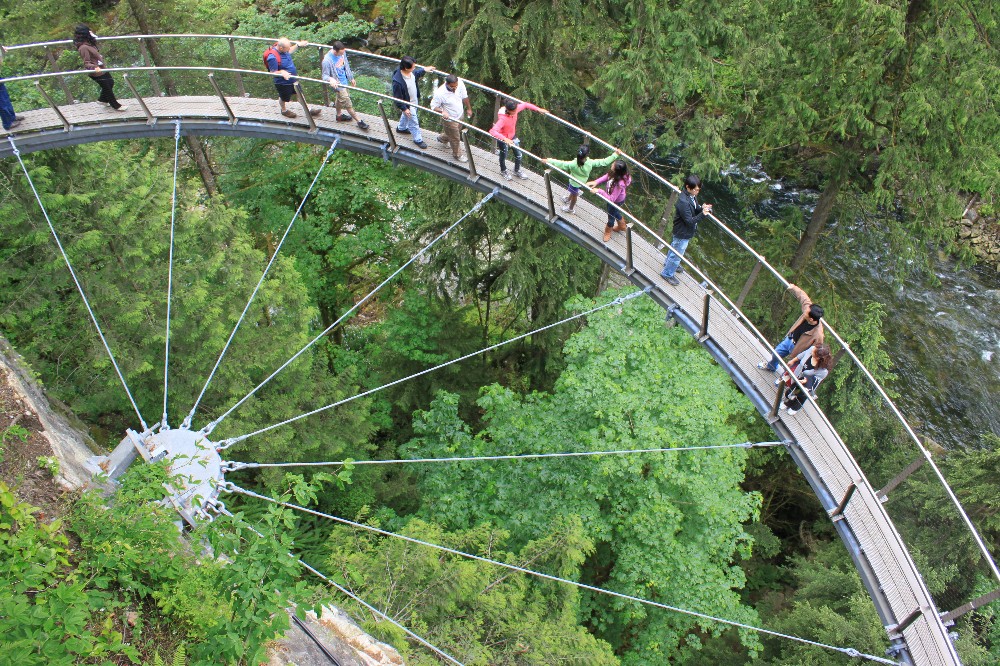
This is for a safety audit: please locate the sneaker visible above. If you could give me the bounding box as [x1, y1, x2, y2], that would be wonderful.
[396, 127, 410, 134]
[282, 110, 297, 118]
[415, 140, 429, 149]
[561, 205, 575, 213]
[513, 170, 529, 180]
[457, 154, 468, 163]
[436, 135, 448, 143]
[774, 377, 784, 386]
[357, 119, 370, 131]
[675, 265, 685, 274]
[501, 170, 513, 182]
[561, 195, 570, 204]
[786, 407, 800, 416]
[663, 274, 680, 286]
[338, 112, 352, 121]
[6, 119, 22, 130]
[309, 108, 322, 117]
[757, 362, 774, 372]
[114, 104, 129, 112]
[14, 115, 24, 121]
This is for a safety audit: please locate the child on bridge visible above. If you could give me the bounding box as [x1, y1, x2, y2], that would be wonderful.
[544, 145, 621, 215]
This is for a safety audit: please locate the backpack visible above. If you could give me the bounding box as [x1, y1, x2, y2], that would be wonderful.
[262, 44, 282, 72]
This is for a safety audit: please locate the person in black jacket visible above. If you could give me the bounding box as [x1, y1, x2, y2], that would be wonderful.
[660, 174, 712, 285]
[391, 55, 436, 149]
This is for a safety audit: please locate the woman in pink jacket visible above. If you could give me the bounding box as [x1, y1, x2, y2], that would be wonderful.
[588, 160, 632, 242]
[488, 98, 548, 181]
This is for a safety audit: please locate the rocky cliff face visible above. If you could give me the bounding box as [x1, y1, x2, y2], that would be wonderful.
[957, 206, 1000, 271]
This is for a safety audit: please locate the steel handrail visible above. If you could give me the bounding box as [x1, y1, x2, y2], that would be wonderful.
[3, 38, 997, 587]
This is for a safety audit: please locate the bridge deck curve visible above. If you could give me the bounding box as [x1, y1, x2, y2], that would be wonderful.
[1, 95, 958, 665]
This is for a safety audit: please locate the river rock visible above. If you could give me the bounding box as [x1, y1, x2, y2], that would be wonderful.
[964, 208, 979, 222]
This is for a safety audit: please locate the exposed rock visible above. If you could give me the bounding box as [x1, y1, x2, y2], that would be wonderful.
[267, 605, 404, 666]
[964, 208, 979, 222]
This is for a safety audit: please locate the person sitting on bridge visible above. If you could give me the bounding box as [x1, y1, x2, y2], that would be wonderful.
[321, 41, 368, 131]
[266, 37, 321, 120]
[758, 283, 825, 374]
[588, 159, 632, 243]
[0, 48, 25, 131]
[780, 343, 832, 415]
[391, 55, 435, 149]
[73, 25, 127, 112]
[660, 174, 711, 285]
[488, 97, 548, 181]
[544, 144, 620, 215]
[430, 74, 472, 163]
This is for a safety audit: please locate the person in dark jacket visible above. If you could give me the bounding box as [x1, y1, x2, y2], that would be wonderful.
[391, 55, 435, 149]
[660, 174, 712, 285]
[781, 343, 832, 415]
[73, 25, 126, 111]
[0, 48, 24, 131]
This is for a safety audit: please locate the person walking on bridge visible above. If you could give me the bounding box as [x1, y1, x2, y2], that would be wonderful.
[758, 283, 825, 374]
[322, 41, 368, 130]
[392, 55, 436, 149]
[544, 144, 620, 215]
[430, 74, 472, 162]
[660, 174, 711, 285]
[588, 160, 632, 242]
[780, 343, 832, 415]
[0, 48, 24, 131]
[266, 38, 321, 119]
[488, 97, 548, 181]
[73, 25, 126, 112]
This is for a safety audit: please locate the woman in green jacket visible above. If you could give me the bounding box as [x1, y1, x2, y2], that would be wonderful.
[544, 145, 621, 214]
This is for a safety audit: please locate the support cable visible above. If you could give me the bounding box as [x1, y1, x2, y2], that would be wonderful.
[7, 136, 149, 431]
[217, 288, 647, 450]
[182, 138, 340, 430]
[162, 120, 182, 429]
[211, 504, 466, 666]
[222, 440, 787, 472]
[220, 482, 899, 665]
[203, 187, 500, 436]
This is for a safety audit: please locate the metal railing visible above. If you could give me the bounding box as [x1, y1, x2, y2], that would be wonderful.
[2, 34, 997, 617]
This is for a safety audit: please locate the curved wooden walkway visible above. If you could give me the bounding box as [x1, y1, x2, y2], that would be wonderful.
[1, 95, 959, 665]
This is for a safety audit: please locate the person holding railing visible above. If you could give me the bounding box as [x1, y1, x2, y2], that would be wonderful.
[758, 283, 825, 374]
[391, 56, 436, 149]
[660, 174, 711, 285]
[779, 344, 832, 415]
[0, 48, 24, 131]
[73, 25, 126, 112]
[587, 160, 632, 242]
[322, 41, 368, 131]
[544, 144, 621, 214]
[265, 38, 321, 119]
[430, 74, 472, 163]
[488, 97, 548, 181]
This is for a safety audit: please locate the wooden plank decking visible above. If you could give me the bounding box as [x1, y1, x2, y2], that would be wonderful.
[1, 95, 960, 665]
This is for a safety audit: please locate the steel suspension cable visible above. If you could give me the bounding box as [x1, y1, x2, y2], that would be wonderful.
[216, 288, 647, 450]
[162, 120, 182, 429]
[7, 136, 149, 431]
[210, 503, 466, 665]
[182, 138, 340, 430]
[221, 483, 899, 665]
[221, 440, 787, 472]
[202, 187, 500, 436]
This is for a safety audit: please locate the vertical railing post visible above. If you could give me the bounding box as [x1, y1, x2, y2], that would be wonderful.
[461, 129, 478, 181]
[208, 74, 237, 125]
[769, 382, 786, 422]
[123, 74, 155, 124]
[543, 169, 557, 220]
[735, 259, 763, 309]
[294, 82, 318, 133]
[228, 38, 248, 97]
[137, 38, 162, 97]
[34, 81, 71, 131]
[698, 290, 713, 341]
[317, 45, 331, 108]
[491, 94, 501, 152]
[378, 100, 398, 152]
[44, 46, 75, 104]
[624, 224, 635, 274]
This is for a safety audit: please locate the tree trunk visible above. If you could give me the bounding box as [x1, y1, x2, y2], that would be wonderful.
[789, 172, 841, 275]
[125, 0, 218, 196]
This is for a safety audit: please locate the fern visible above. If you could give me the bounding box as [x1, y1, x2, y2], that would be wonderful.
[153, 644, 186, 666]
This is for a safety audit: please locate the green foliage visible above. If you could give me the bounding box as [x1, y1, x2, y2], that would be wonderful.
[236, 2, 373, 45]
[406, 292, 763, 662]
[36, 455, 60, 477]
[153, 644, 188, 666]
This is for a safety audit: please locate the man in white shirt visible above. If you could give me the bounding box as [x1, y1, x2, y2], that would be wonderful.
[430, 74, 473, 162]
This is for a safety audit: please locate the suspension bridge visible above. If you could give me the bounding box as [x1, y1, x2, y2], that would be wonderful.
[2, 33, 996, 665]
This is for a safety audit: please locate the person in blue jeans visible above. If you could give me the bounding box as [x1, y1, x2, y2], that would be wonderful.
[661, 174, 712, 285]
[0, 49, 23, 131]
[757, 283, 825, 373]
[391, 55, 436, 149]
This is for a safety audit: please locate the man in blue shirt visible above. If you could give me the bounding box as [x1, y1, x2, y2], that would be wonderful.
[266, 38, 321, 119]
[322, 41, 368, 130]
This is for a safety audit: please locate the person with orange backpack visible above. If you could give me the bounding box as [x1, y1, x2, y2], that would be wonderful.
[264, 38, 321, 119]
